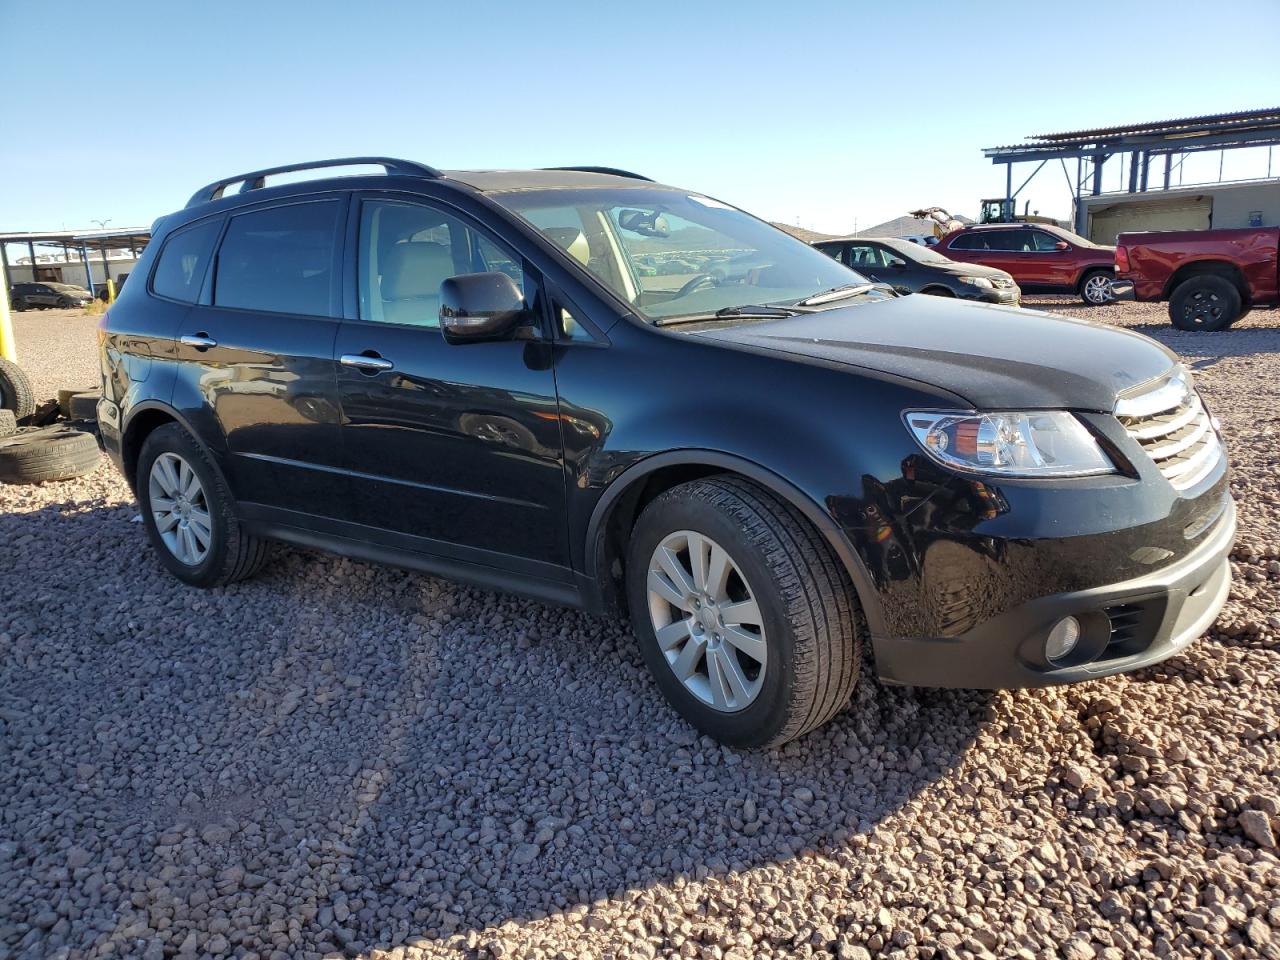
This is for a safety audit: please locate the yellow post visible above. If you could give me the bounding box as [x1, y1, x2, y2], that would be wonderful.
[106, 276, 116, 304]
[0, 251, 16, 363]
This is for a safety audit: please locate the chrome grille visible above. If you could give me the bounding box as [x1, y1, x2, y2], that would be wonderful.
[1115, 369, 1223, 491]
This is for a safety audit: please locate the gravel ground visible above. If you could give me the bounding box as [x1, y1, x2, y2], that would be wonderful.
[2, 301, 1279, 960]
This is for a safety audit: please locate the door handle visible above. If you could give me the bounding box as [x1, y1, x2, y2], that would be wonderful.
[180, 334, 217, 349]
[340, 353, 394, 372]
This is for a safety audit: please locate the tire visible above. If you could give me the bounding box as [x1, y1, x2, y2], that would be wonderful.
[57, 387, 98, 419]
[56, 297, 72, 308]
[69, 391, 100, 421]
[136, 423, 270, 587]
[1079, 269, 1116, 306]
[0, 357, 37, 420]
[1169, 274, 1241, 332]
[626, 475, 861, 747]
[0, 409, 16, 438]
[0, 426, 100, 484]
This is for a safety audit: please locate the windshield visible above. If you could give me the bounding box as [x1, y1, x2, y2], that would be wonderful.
[494, 188, 867, 321]
[879, 238, 954, 265]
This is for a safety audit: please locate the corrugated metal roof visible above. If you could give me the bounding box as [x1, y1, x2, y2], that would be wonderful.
[1030, 107, 1280, 142]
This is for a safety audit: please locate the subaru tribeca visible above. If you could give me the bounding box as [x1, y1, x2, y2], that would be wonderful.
[97, 158, 1235, 747]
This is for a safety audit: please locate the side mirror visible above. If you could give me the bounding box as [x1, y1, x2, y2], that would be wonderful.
[889, 259, 907, 269]
[1054, 241, 1069, 251]
[439, 272, 529, 344]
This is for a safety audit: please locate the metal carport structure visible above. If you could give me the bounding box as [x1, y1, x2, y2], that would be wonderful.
[983, 107, 1280, 235]
[0, 227, 152, 296]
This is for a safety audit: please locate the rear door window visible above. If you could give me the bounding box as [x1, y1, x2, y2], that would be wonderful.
[151, 219, 221, 303]
[213, 201, 343, 316]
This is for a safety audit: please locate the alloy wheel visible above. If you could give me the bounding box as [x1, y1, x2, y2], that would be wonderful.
[1184, 291, 1222, 327]
[1084, 275, 1114, 304]
[148, 452, 212, 565]
[646, 530, 767, 712]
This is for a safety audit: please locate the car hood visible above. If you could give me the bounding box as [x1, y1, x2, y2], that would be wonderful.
[927, 261, 1013, 280]
[691, 294, 1177, 410]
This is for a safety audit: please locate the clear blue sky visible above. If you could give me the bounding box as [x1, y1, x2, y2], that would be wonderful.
[2, 0, 1278, 235]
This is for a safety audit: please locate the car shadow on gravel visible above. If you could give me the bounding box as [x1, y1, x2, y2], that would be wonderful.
[0, 500, 993, 957]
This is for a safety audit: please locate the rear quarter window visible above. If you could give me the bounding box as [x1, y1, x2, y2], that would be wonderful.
[151, 219, 222, 303]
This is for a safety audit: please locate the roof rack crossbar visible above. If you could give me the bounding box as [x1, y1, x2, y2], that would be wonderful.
[186, 157, 443, 208]
[543, 166, 653, 181]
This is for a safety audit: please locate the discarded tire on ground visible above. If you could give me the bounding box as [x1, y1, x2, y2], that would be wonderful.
[0, 356, 36, 420]
[0, 426, 101, 484]
[68, 391, 101, 421]
[0, 409, 16, 438]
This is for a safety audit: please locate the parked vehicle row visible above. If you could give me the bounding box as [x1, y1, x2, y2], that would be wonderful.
[1117, 226, 1279, 331]
[97, 157, 1234, 747]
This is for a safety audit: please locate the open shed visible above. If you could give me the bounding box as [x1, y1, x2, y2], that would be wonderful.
[1, 227, 151, 292]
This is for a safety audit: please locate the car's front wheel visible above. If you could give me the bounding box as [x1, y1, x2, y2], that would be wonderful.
[137, 424, 270, 587]
[626, 476, 860, 747]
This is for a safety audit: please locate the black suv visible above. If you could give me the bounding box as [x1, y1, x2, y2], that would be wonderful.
[812, 236, 1020, 304]
[98, 158, 1235, 747]
[10, 281, 93, 309]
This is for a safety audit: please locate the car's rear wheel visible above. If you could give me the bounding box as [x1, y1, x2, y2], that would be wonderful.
[1169, 274, 1241, 331]
[137, 424, 269, 587]
[626, 476, 860, 747]
[1080, 270, 1116, 305]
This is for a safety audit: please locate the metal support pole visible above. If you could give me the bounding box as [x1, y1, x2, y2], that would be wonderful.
[99, 245, 115, 303]
[27, 240, 37, 282]
[1091, 155, 1104, 195]
[1163, 153, 1172, 189]
[0, 244, 14, 362]
[1073, 157, 1086, 235]
[1004, 163, 1013, 220]
[80, 244, 93, 291]
[1127, 151, 1140, 193]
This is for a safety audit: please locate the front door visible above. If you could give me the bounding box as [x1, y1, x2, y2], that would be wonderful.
[333, 194, 569, 579]
[174, 196, 350, 520]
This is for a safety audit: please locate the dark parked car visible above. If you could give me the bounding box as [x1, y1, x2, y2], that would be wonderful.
[98, 158, 1235, 747]
[9, 281, 93, 310]
[935, 223, 1118, 305]
[812, 236, 1019, 304]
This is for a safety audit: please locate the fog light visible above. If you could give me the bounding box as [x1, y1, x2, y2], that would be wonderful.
[1045, 616, 1081, 663]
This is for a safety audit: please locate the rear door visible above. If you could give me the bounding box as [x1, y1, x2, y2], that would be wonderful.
[332, 192, 569, 578]
[172, 195, 351, 520]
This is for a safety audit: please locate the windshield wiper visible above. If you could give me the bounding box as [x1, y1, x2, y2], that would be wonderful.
[794, 283, 879, 307]
[654, 304, 802, 327]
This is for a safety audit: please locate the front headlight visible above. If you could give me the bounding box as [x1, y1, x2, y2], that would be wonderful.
[958, 276, 994, 288]
[903, 410, 1114, 477]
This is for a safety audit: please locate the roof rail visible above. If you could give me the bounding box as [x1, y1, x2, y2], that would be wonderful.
[186, 157, 443, 208]
[543, 166, 653, 182]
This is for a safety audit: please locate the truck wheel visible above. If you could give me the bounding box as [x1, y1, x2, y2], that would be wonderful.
[0, 426, 101, 484]
[1169, 275, 1241, 331]
[1080, 270, 1116, 306]
[136, 423, 270, 587]
[626, 475, 860, 748]
[0, 357, 36, 420]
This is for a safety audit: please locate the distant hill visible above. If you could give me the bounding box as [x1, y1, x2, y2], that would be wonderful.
[853, 214, 974, 240]
[771, 223, 836, 243]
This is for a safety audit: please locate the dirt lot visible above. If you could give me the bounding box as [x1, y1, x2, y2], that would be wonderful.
[2, 301, 1279, 960]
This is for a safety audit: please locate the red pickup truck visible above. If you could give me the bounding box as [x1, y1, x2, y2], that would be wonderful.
[1116, 226, 1279, 331]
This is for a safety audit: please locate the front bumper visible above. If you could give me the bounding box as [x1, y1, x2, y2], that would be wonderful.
[873, 496, 1235, 689]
